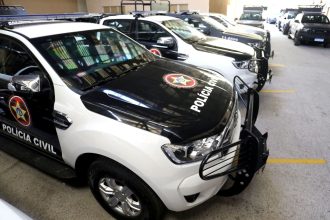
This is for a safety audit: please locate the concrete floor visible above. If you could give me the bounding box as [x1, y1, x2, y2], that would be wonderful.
[1, 24, 330, 220]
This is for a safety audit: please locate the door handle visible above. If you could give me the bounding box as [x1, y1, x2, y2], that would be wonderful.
[53, 110, 72, 129]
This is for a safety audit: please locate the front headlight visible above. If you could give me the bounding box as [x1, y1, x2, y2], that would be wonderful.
[233, 60, 250, 69]
[248, 42, 262, 48]
[162, 134, 224, 164]
[248, 60, 259, 73]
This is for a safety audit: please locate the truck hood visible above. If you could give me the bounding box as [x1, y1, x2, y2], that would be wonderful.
[223, 28, 263, 41]
[192, 37, 254, 61]
[234, 24, 267, 38]
[81, 59, 235, 143]
[237, 20, 264, 26]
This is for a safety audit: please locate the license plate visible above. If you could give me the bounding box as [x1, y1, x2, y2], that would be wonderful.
[314, 38, 324, 42]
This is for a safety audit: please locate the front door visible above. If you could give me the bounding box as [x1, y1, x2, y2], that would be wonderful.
[0, 36, 62, 160]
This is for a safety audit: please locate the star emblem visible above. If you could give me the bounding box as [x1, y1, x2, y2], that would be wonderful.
[163, 73, 197, 89]
[11, 101, 27, 122]
[8, 96, 31, 127]
[171, 75, 192, 86]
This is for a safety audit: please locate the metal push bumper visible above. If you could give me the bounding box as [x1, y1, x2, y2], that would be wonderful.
[199, 77, 269, 194]
[254, 49, 273, 91]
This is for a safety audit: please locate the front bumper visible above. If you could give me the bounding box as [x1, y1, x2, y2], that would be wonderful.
[199, 77, 269, 192]
[155, 78, 268, 212]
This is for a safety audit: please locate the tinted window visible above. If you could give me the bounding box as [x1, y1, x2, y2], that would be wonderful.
[301, 15, 330, 24]
[240, 12, 262, 21]
[162, 19, 206, 43]
[0, 39, 36, 77]
[136, 21, 171, 43]
[103, 20, 132, 33]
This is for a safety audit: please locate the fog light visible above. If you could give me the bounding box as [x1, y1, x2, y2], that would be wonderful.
[184, 193, 200, 203]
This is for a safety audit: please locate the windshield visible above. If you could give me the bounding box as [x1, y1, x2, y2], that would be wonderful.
[33, 29, 155, 91]
[240, 12, 263, 21]
[201, 16, 227, 31]
[301, 15, 330, 24]
[287, 12, 298, 19]
[162, 19, 206, 43]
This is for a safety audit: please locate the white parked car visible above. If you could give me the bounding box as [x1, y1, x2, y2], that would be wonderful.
[99, 14, 271, 91]
[0, 16, 268, 220]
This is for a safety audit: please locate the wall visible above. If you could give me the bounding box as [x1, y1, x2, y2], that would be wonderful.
[4, 0, 78, 13]
[209, 0, 228, 14]
[85, 0, 209, 13]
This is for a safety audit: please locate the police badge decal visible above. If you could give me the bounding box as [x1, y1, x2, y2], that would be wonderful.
[9, 96, 31, 127]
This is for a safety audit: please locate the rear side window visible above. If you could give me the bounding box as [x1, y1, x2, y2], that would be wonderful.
[103, 20, 132, 33]
[136, 21, 172, 43]
[301, 15, 330, 24]
[0, 39, 36, 77]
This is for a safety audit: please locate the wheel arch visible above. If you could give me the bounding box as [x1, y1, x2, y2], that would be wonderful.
[74, 152, 167, 210]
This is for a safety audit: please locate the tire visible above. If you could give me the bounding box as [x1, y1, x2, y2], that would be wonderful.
[283, 25, 289, 35]
[288, 30, 292, 39]
[294, 33, 301, 46]
[324, 43, 328, 48]
[88, 159, 164, 220]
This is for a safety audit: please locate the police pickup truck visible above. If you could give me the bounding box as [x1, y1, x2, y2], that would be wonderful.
[0, 14, 268, 220]
[98, 14, 271, 91]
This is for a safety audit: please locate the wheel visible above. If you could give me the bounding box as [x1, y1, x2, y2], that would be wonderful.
[288, 29, 292, 39]
[88, 159, 164, 220]
[283, 25, 289, 35]
[294, 33, 301, 46]
[324, 43, 328, 48]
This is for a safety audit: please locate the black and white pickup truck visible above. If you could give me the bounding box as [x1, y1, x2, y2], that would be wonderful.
[288, 12, 330, 47]
[97, 14, 272, 91]
[0, 14, 269, 220]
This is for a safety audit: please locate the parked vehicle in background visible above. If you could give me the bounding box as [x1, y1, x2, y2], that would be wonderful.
[236, 6, 266, 29]
[279, 10, 299, 34]
[288, 12, 330, 47]
[163, 12, 268, 56]
[202, 13, 272, 58]
[99, 14, 271, 91]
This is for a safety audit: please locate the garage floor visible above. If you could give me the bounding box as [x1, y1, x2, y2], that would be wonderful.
[1, 24, 330, 220]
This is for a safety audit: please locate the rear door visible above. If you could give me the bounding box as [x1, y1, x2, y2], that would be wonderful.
[0, 35, 62, 160]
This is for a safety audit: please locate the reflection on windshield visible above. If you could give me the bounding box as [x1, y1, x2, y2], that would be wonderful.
[162, 19, 206, 43]
[34, 29, 155, 91]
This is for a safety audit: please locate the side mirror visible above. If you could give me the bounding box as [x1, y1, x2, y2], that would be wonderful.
[294, 20, 299, 23]
[261, 18, 266, 21]
[8, 74, 40, 93]
[234, 18, 238, 21]
[157, 37, 175, 48]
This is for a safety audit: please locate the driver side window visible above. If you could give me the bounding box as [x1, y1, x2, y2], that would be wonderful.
[0, 38, 36, 78]
[136, 21, 171, 43]
[0, 37, 44, 90]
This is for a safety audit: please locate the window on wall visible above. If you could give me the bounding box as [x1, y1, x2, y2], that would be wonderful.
[170, 4, 188, 13]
